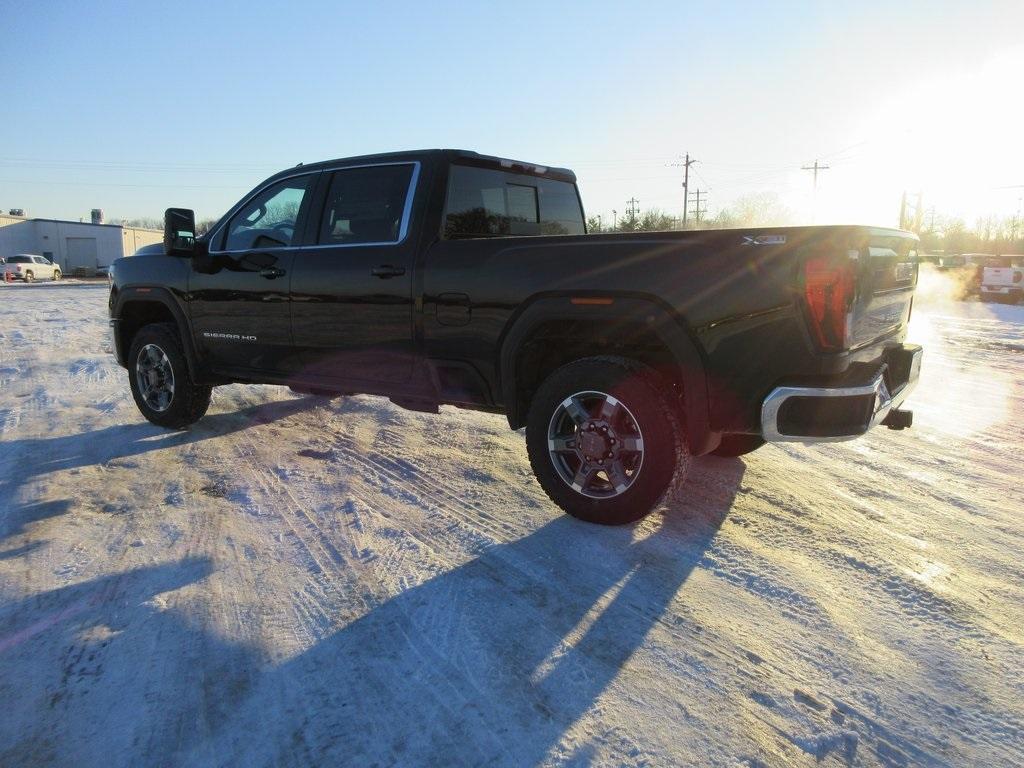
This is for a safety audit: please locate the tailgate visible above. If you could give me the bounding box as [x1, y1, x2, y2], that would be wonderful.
[847, 228, 918, 350]
[982, 267, 1013, 287]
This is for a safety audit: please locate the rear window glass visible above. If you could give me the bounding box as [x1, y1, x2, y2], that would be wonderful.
[7, 256, 31, 263]
[443, 165, 584, 238]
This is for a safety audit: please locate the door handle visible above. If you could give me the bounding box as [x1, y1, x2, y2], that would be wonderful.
[260, 267, 286, 279]
[371, 265, 406, 279]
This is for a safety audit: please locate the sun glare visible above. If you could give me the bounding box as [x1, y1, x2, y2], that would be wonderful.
[812, 45, 1024, 226]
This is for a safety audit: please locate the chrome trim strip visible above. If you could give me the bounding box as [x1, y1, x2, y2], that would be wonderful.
[208, 161, 421, 255]
[761, 347, 922, 443]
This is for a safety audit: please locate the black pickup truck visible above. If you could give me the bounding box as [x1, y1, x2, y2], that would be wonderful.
[109, 149, 922, 524]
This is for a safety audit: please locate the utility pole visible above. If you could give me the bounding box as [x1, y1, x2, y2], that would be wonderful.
[687, 188, 708, 224]
[612, 209, 617, 229]
[802, 159, 830, 223]
[626, 197, 640, 218]
[670, 153, 698, 226]
[595, 214, 602, 231]
[801, 159, 830, 191]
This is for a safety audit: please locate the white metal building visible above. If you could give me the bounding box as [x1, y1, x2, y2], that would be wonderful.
[0, 213, 162, 275]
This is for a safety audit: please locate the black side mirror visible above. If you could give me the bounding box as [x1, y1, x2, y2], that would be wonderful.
[164, 208, 197, 256]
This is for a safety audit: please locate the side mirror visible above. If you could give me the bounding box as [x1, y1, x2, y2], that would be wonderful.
[164, 208, 197, 256]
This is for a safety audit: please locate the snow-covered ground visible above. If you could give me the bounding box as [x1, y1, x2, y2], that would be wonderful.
[0, 273, 1021, 767]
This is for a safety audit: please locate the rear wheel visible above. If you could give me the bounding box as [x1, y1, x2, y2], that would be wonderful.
[24, 271, 33, 283]
[526, 356, 688, 525]
[711, 434, 766, 457]
[128, 323, 212, 428]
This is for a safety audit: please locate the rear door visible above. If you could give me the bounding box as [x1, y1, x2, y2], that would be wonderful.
[289, 162, 420, 384]
[190, 173, 317, 373]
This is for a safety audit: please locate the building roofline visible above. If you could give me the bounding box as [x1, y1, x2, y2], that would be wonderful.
[25, 217, 161, 232]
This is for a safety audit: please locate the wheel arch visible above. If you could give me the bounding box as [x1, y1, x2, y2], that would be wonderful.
[113, 287, 201, 379]
[498, 294, 715, 454]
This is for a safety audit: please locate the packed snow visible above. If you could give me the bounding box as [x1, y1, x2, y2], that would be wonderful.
[0, 272, 1022, 767]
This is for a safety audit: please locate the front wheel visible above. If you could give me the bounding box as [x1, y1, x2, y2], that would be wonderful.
[52, 269, 61, 281]
[128, 323, 212, 428]
[526, 356, 689, 525]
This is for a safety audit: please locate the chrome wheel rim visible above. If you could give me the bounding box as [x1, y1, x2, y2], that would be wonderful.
[136, 344, 175, 412]
[547, 390, 644, 499]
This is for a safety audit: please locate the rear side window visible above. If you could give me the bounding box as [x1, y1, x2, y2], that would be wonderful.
[318, 164, 415, 245]
[443, 165, 584, 238]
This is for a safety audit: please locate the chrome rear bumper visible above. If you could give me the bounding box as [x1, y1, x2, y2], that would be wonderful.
[761, 345, 922, 443]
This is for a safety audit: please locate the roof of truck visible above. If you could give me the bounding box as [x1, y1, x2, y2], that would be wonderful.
[270, 149, 577, 184]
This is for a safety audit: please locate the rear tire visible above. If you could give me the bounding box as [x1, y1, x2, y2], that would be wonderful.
[24, 271, 33, 283]
[526, 356, 689, 525]
[711, 434, 765, 457]
[128, 323, 212, 428]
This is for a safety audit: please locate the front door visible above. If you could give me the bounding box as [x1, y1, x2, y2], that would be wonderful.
[189, 173, 316, 373]
[289, 162, 420, 384]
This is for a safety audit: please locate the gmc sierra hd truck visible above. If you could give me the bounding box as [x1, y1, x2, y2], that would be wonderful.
[109, 149, 922, 525]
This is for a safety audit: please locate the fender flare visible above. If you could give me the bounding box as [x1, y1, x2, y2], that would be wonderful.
[497, 295, 713, 452]
[112, 286, 202, 379]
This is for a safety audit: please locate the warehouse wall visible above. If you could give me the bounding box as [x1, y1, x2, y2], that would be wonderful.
[0, 217, 37, 256]
[0, 216, 162, 273]
[121, 227, 163, 256]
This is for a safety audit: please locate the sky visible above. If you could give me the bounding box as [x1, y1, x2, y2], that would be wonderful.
[2, 0, 1022, 229]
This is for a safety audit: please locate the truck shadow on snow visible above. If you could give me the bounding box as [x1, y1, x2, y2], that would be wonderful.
[194, 458, 747, 766]
[1, 420, 746, 765]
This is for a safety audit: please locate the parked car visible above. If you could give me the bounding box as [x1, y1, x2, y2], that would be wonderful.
[2, 254, 61, 282]
[979, 256, 1023, 304]
[108, 149, 922, 525]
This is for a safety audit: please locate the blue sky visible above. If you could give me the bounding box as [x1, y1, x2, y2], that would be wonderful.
[2, 0, 1022, 227]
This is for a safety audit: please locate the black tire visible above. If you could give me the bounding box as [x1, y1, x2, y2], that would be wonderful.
[711, 434, 766, 457]
[128, 323, 212, 428]
[526, 356, 689, 525]
[24, 271, 33, 283]
[52, 269, 61, 281]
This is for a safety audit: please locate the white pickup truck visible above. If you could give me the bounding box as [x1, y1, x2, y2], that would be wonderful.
[1, 254, 62, 282]
[979, 256, 1023, 304]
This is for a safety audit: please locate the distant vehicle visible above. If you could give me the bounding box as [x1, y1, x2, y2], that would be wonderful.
[979, 256, 1023, 304]
[2, 254, 61, 282]
[108, 149, 922, 525]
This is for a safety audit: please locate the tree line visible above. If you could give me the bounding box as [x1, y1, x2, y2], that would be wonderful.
[587, 194, 1023, 256]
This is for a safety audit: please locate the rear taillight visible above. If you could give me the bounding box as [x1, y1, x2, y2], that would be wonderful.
[14, 265, 22, 272]
[803, 254, 856, 351]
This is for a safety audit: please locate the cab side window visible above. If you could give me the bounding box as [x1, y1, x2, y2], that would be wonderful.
[224, 176, 312, 251]
[318, 164, 415, 246]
